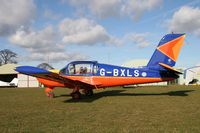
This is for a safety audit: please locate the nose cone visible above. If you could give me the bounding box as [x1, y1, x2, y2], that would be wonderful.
[15, 66, 50, 75]
[49, 69, 60, 74]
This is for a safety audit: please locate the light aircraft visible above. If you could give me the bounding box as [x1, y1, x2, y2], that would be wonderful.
[15, 33, 186, 99]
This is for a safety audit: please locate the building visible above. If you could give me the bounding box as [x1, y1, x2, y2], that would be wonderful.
[167, 68, 185, 85]
[184, 66, 200, 85]
[0, 64, 39, 87]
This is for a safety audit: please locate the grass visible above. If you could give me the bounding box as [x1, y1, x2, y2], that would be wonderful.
[0, 85, 200, 132]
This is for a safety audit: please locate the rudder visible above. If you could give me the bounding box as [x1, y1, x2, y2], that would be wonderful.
[147, 33, 186, 68]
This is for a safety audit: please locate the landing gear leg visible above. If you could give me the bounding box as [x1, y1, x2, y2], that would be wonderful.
[71, 86, 81, 99]
[45, 87, 55, 98]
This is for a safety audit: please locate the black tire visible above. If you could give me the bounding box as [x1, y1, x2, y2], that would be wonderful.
[85, 90, 93, 96]
[72, 92, 81, 99]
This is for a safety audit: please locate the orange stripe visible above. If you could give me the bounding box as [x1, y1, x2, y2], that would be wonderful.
[37, 76, 174, 88]
[37, 78, 65, 87]
[157, 35, 185, 61]
[66, 76, 173, 87]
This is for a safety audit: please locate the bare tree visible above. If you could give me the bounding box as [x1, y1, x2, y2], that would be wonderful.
[37, 63, 54, 70]
[0, 49, 17, 65]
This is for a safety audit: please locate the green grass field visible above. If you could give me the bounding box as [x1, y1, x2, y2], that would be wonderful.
[0, 85, 200, 133]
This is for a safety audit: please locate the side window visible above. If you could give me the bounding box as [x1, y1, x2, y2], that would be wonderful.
[93, 65, 98, 74]
[76, 64, 91, 75]
[68, 64, 75, 75]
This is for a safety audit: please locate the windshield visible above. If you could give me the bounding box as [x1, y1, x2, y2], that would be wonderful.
[60, 62, 98, 76]
[69, 63, 91, 75]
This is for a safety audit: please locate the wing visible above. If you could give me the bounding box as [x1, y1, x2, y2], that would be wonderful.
[15, 66, 98, 88]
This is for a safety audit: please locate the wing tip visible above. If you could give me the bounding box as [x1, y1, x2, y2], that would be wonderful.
[15, 66, 50, 75]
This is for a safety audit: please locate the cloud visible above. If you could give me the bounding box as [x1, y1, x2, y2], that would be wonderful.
[122, 0, 163, 21]
[67, 0, 121, 18]
[59, 18, 116, 45]
[59, 18, 150, 46]
[9, 26, 86, 62]
[168, 6, 200, 36]
[123, 33, 150, 48]
[8, 17, 122, 62]
[25, 52, 87, 63]
[66, 0, 162, 20]
[89, 0, 121, 18]
[9, 16, 149, 63]
[59, 18, 150, 47]
[0, 0, 35, 36]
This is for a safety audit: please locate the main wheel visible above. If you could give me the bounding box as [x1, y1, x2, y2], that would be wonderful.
[85, 89, 93, 96]
[71, 92, 81, 99]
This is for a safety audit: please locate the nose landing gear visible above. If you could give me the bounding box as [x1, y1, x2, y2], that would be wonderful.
[45, 87, 55, 98]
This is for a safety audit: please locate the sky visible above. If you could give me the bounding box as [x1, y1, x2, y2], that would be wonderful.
[1, 0, 200, 69]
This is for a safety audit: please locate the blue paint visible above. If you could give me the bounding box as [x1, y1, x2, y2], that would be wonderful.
[15, 66, 50, 75]
[157, 33, 185, 47]
[147, 33, 184, 67]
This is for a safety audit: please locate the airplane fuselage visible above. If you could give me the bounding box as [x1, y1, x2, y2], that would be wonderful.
[38, 62, 177, 88]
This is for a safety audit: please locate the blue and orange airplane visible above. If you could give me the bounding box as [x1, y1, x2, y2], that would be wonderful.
[15, 33, 186, 99]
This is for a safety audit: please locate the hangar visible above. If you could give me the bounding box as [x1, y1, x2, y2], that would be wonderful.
[184, 66, 200, 85]
[0, 64, 39, 87]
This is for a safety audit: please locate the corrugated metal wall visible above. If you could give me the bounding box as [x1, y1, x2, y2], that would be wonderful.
[18, 74, 39, 87]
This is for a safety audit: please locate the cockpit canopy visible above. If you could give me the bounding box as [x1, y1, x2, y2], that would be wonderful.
[60, 61, 98, 76]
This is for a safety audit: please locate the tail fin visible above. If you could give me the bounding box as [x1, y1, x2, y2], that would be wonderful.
[147, 33, 186, 68]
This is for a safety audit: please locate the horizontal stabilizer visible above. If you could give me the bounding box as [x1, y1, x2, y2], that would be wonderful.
[159, 63, 182, 74]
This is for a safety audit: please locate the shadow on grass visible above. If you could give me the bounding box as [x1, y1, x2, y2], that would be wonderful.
[54, 94, 71, 98]
[63, 89, 195, 103]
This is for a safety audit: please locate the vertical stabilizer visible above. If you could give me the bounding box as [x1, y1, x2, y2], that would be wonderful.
[147, 33, 186, 68]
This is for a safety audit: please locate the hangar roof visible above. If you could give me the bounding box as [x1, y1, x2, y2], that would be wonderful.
[0, 64, 19, 74]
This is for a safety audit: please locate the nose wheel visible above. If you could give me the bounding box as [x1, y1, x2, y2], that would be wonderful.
[45, 87, 55, 98]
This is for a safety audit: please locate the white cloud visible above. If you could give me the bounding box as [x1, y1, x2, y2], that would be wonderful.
[168, 6, 200, 36]
[59, 18, 149, 47]
[26, 52, 86, 63]
[9, 16, 149, 63]
[9, 26, 59, 50]
[59, 18, 112, 45]
[0, 0, 35, 36]
[122, 0, 163, 20]
[123, 33, 150, 48]
[66, 0, 162, 20]
[9, 26, 86, 62]
[89, 0, 121, 18]
[67, 0, 121, 18]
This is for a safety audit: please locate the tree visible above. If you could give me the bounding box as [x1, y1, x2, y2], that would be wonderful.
[0, 49, 17, 65]
[37, 63, 54, 70]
